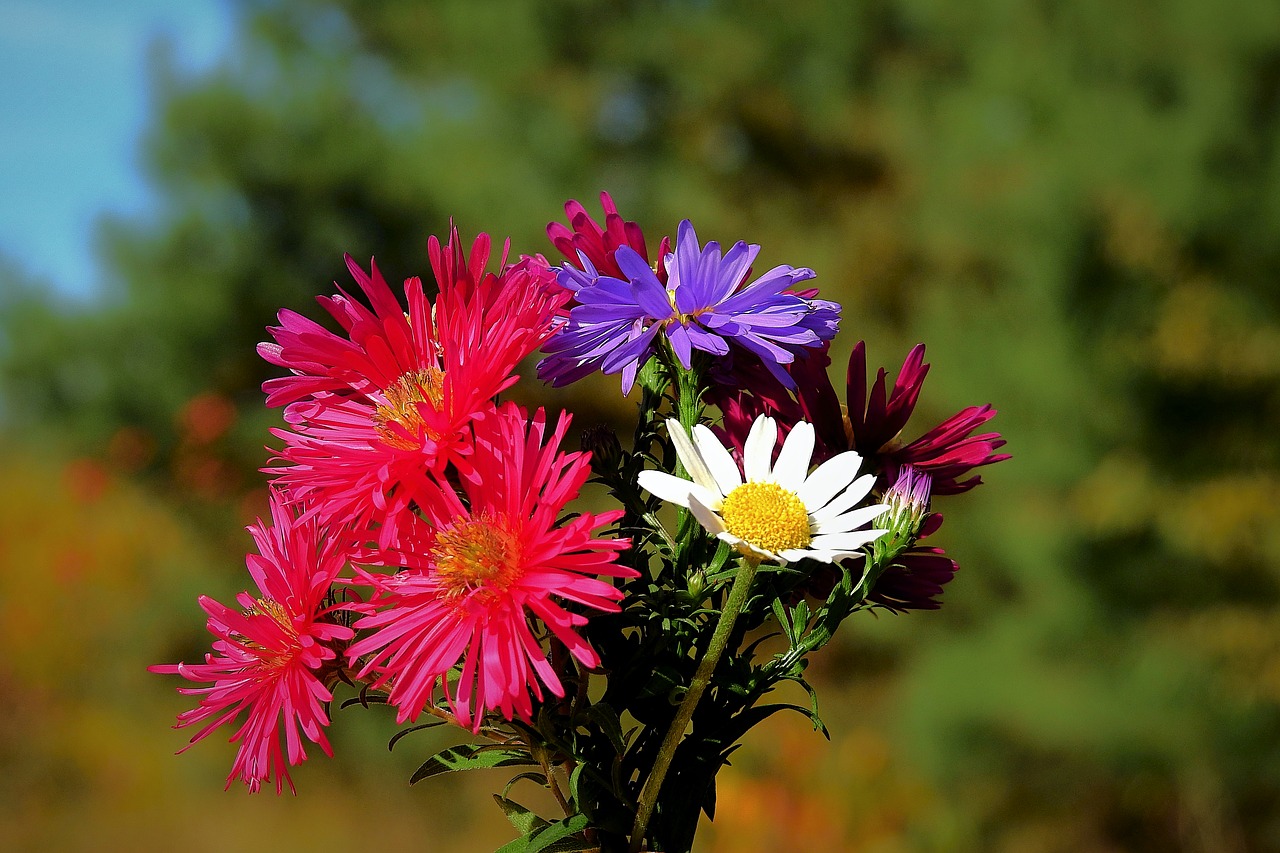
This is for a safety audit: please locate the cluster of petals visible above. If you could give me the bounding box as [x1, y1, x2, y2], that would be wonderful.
[547, 191, 670, 283]
[639, 414, 888, 565]
[539, 217, 840, 394]
[347, 404, 634, 731]
[149, 491, 356, 794]
[259, 229, 569, 542]
[717, 341, 1009, 495]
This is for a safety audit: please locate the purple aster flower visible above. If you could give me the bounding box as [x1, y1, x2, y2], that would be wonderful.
[538, 219, 840, 393]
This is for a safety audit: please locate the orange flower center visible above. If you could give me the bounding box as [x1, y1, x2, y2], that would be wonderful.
[373, 367, 445, 449]
[433, 514, 523, 600]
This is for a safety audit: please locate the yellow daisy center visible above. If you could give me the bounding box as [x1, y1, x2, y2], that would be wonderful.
[720, 481, 812, 555]
[433, 514, 523, 600]
[373, 367, 445, 449]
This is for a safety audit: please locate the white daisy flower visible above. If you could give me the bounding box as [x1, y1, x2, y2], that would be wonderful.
[638, 414, 890, 564]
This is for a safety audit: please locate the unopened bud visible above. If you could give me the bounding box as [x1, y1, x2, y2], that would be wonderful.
[581, 425, 623, 473]
[873, 466, 933, 563]
[684, 570, 707, 603]
[886, 465, 932, 536]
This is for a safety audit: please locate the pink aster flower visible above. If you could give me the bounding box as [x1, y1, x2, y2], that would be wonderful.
[149, 491, 355, 794]
[258, 228, 569, 542]
[346, 403, 633, 731]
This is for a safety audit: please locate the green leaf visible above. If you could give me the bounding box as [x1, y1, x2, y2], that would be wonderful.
[493, 795, 551, 836]
[772, 597, 795, 643]
[526, 814, 593, 853]
[387, 719, 446, 752]
[586, 703, 626, 755]
[410, 745, 537, 784]
[797, 678, 829, 739]
[502, 771, 550, 799]
[636, 665, 685, 701]
[791, 600, 811, 635]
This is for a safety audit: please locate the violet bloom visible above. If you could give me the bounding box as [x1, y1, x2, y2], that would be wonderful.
[538, 220, 840, 393]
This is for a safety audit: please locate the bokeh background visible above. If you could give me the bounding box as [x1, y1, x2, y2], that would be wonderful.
[3, 0, 1279, 850]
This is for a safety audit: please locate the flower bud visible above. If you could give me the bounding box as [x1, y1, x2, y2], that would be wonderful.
[684, 569, 707, 603]
[873, 465, 933, 563]
[581, 424, 623, 474]
[886, 465, 932, 536]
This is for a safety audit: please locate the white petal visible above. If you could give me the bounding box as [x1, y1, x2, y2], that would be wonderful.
[789, 549, 850, 564]
[638, 470, 719, 509]
[717, 532, 776, 561]
[811, 474, 878, 523]
[813, 504, 890, 535]
[691, 424, 742, 496]
[688, 493, 728, 535]
[743, 415, 777, 482]
[796, 450, 863, 510]
[665, 419, 722, 497]
[810, 529, 889, 551]
[772, 421, 815, 491]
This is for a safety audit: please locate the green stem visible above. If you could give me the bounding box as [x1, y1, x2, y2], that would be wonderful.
[629, 556, 761, 853]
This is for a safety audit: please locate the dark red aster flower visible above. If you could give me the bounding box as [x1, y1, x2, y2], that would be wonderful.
[866, 511, 958, 613]
[799, 512, 959, 613]
[714, 341, 1008, 496]
[845, 342, 1009, 494]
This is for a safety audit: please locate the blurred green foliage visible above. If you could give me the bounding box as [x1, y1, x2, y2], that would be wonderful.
[2, 0, 1279, 850]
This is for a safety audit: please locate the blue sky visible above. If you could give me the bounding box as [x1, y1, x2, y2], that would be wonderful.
[0, 0, 233, 299]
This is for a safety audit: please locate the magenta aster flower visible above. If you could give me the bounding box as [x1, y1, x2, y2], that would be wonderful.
[149, 491, 355, 794]
[259, 228, 568, 542]
[346, 404, 633, 731]
[547, 191, 670, 283]
[538, 219, 840, 393]
[717, 341, 1009, 495]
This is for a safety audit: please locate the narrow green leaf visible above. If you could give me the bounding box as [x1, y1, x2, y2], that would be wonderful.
[410, 745, 537, 784]
[502, 771, 550, 799]
[771, 597, 795, 643]
[586, 703, 626, 755]
[493, 795, 551, 836]
[525, 814, 592, 853]
[387, 719, 446, 752]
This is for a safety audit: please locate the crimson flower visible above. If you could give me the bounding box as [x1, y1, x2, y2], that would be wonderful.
[717, 341, 1008, 495]
[259, 229, 568, 543]
[346, 404, 633, 730]
[547, 191, 669, 283]
[149, 492, 355, 794]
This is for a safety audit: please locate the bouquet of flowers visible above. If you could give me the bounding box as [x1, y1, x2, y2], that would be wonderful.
[152, 194, 1008, 852]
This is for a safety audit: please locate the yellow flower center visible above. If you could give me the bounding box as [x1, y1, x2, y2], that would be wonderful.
[433, 514, 523, 600]
[720, 481, 812, 555]
[373, 367, 445, 449]
[243, 598, 299, 669]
